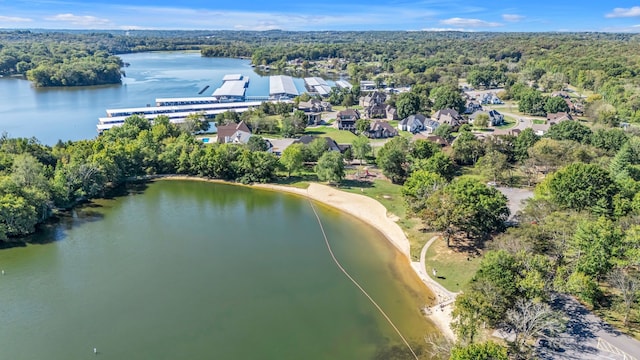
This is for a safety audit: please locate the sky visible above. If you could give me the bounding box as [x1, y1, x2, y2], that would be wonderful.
[1, 0, 640, 32]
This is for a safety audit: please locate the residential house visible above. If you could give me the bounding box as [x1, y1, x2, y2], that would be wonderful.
[360, 80, 376, 92]
[469, 109, 504, 126]
[216, 120, 252, 144]
[424, 119, 441, 134]
[546, 112, 573, 124]
[268, 138, 297, 156]
[336, 109, 360, 131]
[359, 91, 397, 119]
[532, 123, 550, 136]
[480, 93, 503, 105]
[413, 133, 448, 147]
[433, 108, 465, 129]
[550, 91, 570, 99]
[386, 105, 398, 120]
[298, 99, 332, 125]
[398, 114, 427, 133]
[367, 120, 398, 139]
[464, 99, 483, 114]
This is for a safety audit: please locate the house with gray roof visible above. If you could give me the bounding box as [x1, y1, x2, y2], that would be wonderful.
[433, 108, 465, 129]
[469, 109, 504, 126]
[367, 120, 398, 139]
[398, 114, 427, 133]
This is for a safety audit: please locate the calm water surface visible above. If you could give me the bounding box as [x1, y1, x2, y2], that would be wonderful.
[0, 181, 436, 359]
[0, 52, 311, 145]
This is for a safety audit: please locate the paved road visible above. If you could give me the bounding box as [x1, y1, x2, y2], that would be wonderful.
[536, 295, 640, 360]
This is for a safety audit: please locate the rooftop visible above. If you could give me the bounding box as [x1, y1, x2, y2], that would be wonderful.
[269, 75, 299, 97]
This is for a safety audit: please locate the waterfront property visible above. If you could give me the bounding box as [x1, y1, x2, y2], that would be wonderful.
[269, 75, 299, 100]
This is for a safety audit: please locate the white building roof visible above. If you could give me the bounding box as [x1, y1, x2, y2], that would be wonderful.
[212, 78, 249, 98]
[269, 75, 299, 97]
[222, 74, 243, 81]
[304, 77, 328, 87]
[335, 80, 352, 90]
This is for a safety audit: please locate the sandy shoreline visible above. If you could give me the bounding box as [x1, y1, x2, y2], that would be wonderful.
[150, 176, 454, 340]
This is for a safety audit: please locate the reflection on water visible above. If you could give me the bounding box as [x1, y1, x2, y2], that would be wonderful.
[0, 180, 437, 359]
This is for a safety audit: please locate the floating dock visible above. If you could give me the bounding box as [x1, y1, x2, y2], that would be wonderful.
[98, 100, 280, 132]
[335, 80, 352, 90]
[269, 75, 299, 100]
[304, 77, 331, 97]
[212, 74, 249, 102]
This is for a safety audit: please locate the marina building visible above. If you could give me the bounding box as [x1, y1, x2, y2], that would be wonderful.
[304, 77, 332, 97]
[212, 75, 250, 102]
[269, 75, 299, 100]
[335, 80, 352, 90]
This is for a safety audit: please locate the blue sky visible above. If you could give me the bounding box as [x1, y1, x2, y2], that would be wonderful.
[1, 1, 640, 32]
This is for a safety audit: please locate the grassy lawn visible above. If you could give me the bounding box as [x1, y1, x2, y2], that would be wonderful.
[425, 236, 482, 292]
[339, 178, 436, 260]
[305, 126, 358, 143]
[495, 115, 517, 129]
[332, 105, 363, 111]
[533, 119, 545, 125]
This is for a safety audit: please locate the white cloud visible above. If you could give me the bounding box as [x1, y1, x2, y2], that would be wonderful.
[0, 16, 32, 23]
[502, 14, 524, 22]
[606, 6, 640, 18]
[440, 17, 501, 27]
[44, 13, 111, 27]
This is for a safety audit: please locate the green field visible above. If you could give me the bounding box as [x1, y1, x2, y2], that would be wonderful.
[495, 115, 517, 129]
[305, 126, 358, 143]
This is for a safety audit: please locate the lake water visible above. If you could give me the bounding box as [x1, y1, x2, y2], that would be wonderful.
[0, 51, 313, 145]
[0, 180, 436, 359]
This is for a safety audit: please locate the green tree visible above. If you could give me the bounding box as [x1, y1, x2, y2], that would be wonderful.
[546, 163, 617, 212]
[544, 96, 570, 114]
[518, 89, 546, 116]
[246, 136, 269, 152]
[351, 135, 371, 165]
[280, 143, 305, 177]
[315, 151, 344, 184]
[355, 119, 371, 135]
[412, 152, 456, 181]
[376, 136, 410, 184]
[409, 139, 440, 160]
[452, 131, 485, 165]
[402, 170, 446, 215]
[476, 150, 508, 184]
[433, 123, 453, 143]
[545, 121, 592, 144]
[473, 113, 489, 128]
[513, 128, 539, 162]
[395, 92, 421, 119]
[308, 137, 329, 161]
[449, 342, 508, 360]
[423, 177, 509, 244]
[181, 112, 210, 133]
[570, 217, 622, 279]
[431, 85, 465, 113]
